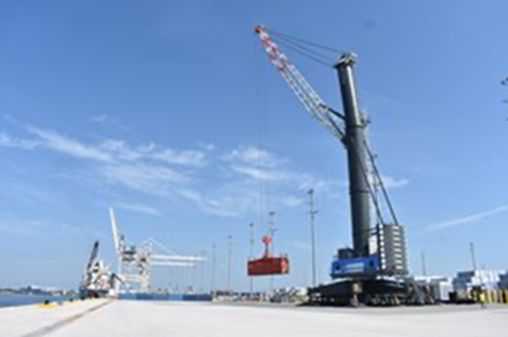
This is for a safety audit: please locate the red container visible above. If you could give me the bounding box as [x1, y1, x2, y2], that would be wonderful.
[248, 256, 290, 276]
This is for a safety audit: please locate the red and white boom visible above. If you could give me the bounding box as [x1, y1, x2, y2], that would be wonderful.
[254, 26, 345, 140]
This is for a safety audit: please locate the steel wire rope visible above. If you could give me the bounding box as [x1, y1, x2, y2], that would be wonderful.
[269, 28, 343, 54]
[346, 135, 386, 227]
[254, 35, 270, 233]
[363, 140, 400, 226]
[271, 36, 333, 67]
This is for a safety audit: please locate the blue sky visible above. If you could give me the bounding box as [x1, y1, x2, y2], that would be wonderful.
[0, 0, 507, 291]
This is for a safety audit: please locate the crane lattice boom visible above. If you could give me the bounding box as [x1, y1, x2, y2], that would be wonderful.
[255, 26, 344, 140]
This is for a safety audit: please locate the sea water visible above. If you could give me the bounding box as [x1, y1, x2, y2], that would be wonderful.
[0, 294, 72, 308]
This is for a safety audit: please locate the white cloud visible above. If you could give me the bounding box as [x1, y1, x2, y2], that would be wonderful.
[0, 219, 46, 236]
[380, 175, 409, 189]
[115, 202, 162, 217]
[99, 140, 144, 161]
[150, 147, 206, 167]
[27, 127, 113, 162]
[18, 127, 206, 196]
[100, 163, 189, 195]
[425, 204, 508, 232]
[99, 140, 207, 167]
[176, 189, 242, 217]
[224, 146, 282, 167]
[2, 126, 335, 219]
[231, 166, 279, 181]
[0, 218, 78, 236]
[0, 132, 39, 150]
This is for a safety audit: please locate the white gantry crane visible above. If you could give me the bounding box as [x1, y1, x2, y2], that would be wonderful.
[109, 208, 204, 293]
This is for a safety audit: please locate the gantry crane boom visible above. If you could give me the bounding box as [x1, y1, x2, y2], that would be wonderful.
[255, 26, 345, 141]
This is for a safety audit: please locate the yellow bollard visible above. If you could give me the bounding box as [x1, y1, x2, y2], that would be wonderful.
[505, 290, 508, 304]
[479, 291, 486, 305]
[491, 290, 496, 304]
[36, 303, 57, 309]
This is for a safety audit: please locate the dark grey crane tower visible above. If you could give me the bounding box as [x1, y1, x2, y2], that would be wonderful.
[335, 53, 370, 257]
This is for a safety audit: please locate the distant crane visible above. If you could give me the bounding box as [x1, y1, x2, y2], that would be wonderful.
[79, 241, 114, 298]
[109, 208, 205, 293]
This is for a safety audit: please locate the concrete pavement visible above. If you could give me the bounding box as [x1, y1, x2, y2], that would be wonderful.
[1, 300, 507, 337]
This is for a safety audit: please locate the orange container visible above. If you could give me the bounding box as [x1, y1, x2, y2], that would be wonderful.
[248, 256, 290, 276]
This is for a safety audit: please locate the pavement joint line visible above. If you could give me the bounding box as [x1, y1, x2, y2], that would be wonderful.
[19, 300, 112, 337]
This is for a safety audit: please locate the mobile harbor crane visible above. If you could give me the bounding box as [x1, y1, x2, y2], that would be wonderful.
[255, 26, 429, 306]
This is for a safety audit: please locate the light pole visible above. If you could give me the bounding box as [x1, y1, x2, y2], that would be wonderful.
[421, 251, 427, 276]
[249, 223, 254, 298]
[308, 189, 318, 288]
[268, 211, 276, 293]
[470, 242, 477, 271]
[227, 235, 233, 294]
[199, 249, 206, 293]
[211, 243, 216, 294]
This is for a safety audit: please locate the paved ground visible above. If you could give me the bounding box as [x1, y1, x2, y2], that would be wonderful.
[1, 300, 507, 337]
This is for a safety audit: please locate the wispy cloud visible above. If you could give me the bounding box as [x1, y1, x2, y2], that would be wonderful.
[101, 163, 189, 194]
[176, 188, 245, 217]
[27, 127, 113, 162]
[20, 126, 206, 197]
[99, 140, 207, 167]
[115, 202, 162, 217]
[223, 146, 282, 168]
[231, 166, 279, 182]
[425, 204, 508, 232]
[0, 219, 46, 236]
[0, 185, 60, 206]
[380, 175, 409, 189]
[0, 132, 39, 150]
[0, 218, 79, 236]
[2, 126, 335, 218]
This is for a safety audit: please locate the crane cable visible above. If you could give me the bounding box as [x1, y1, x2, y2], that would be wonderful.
[257, 26, 401, 227]
[268, 29, 393, 226]
[364, 140, 400, 226]
[347, 136, 386, 226]
[254, 35, 270, 232]
[271, 36, 333, 67]
[269, 28, 343, 54]
[268, 28, 342, 68]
